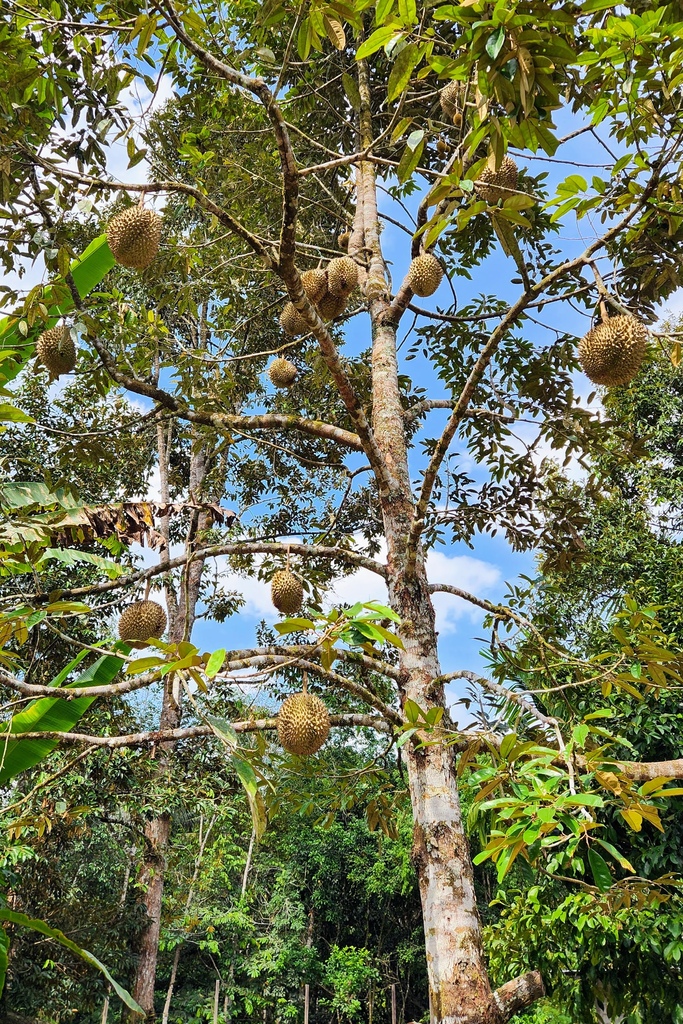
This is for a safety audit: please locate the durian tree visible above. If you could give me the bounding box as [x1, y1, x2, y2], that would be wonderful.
[4, 1, 683, 1022]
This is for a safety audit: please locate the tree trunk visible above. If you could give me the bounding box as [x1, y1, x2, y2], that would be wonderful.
[130, 439, 212, 1018]
[355, 55, 541, 1017]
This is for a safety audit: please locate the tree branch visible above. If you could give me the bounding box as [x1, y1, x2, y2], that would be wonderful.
[217, 655, 402, 725]
[4, 714, 392, 749]
[493, 972, 545, 1020]
[20, 540, 387, 604]
[154, 0, 299, 265]
[405, 163, 666, 574]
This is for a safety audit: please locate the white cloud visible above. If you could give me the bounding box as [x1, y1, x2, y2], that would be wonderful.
[208, 539, 502, 639]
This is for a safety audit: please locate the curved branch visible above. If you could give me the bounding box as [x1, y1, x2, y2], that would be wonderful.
[222, 645, 401, 681]
[405, 162, 666, 574]
[217, 655, 402, 726]
[4, 713, 392, 749]
[82, 328, 363, 450]
[0, 668, 160, 700]
[494, 972, 545, 1020]
[14, 540, 386, 606]
[24, 152, 276, 267]
[154, 0, 299, 265]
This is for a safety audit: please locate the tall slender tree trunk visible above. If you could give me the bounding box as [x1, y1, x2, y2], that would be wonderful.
[355, 52, 541, 1024]
[131, 434, 213, 1018]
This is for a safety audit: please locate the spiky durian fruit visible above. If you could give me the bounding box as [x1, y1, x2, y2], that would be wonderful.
[277, 691, 330, 756]
[439, 80, 462, 122]
[268, 357, 298, 388]
[106, 206, 162, 269]
[280, 302, 309, 337]
[118, 600, 167, 644]
[578, 314, 647, 387]
[327, 256, 358, 297]
[475, 156, 519, 203]
[407, 254, 443, 297]
[271, 570, 304, 615]
[337, 230, 351, 251]
[301, 268, 328, 304]
[317, 291, 348, 321]
[36, 326, 76, 379]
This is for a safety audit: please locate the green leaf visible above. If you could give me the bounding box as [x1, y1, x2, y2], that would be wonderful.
[0, 909, 143, 1011]
[205, 648, 226, 678]
[356, 25, 401, 61]
[40, 547, 127, 579]
[0, 927, 8, 995]
[228, 754, 267, 839]
[342, 72, 361, 111]
[403, 699, 421, 723]
[0, 404, 35, 423]
[588, 847, 612, 892]
[594, 838, 635, 873]
[387, 42, 420, 101]
[0, 654, 124, 785]
[274, 618, 316, 635]
[206, 714, 238, 747]
[397, 137, 424, 183]
[485, 26, 505, 60]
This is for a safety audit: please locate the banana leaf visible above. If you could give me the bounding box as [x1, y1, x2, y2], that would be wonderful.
[0, 652, 124, 786]
[0, 909, 143, 1013]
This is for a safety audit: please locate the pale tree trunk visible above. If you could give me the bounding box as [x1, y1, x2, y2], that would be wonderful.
[354, 55, 543, 1024]
[131, 427, 213, 1018]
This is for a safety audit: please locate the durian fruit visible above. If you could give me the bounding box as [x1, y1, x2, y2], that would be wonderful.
[301, 268, 328, 304]
[280, 302, 309, 337]
[317, 291, 348, 321]
[271, 569, 304, 615]
[327, 256, 358, 298]
[36, 326, 76, 379]
[106, 205, 162, 270]
[475, 156, 519, 203]
[277, 691, 330, 756]
[578, 313, 647, 387]
[439, 80, 462, 123]
[268, 357, 298, 389]
[337, 230, 351, 251]
[407, 254, 443, 297]
[118, 599, 167, 644]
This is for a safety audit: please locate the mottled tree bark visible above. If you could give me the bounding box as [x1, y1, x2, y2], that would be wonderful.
[355, 52, 542, 1023]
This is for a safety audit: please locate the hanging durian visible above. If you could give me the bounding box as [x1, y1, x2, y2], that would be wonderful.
[118, 600, 167, 644]
[36, 326, 76, 379]
[317, 291, 348, 321]
[327, 257, 358, 298]
[439, 80, 462, 125]
[578, 312, 647, 387]
[271, 569, 304, 615]
[278, 689, 330, 756]
[301, 268, 328, 304]
[407, 254, 443, 297]
[475, 156, 519, 203]
[106, 205, 162, 270]
[268, 358, 298, 388]
[280, 302, 309, 337]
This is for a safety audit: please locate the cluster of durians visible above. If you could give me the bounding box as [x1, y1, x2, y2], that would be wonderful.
[279, 257, 359, 337]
